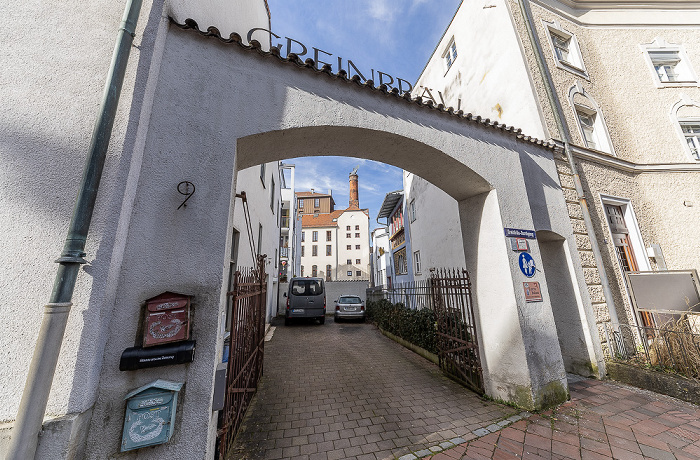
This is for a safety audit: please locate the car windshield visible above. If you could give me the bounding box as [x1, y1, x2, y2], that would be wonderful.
[291, 279, 323, 296]
[338, 296, 362, 304]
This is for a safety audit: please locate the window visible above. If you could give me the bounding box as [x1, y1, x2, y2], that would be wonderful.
[394, 247, 408, 274]
[354, 233, 360, 238]
[347, 259, 352, 265]
[326, 231, 332, 241]
[347, 271, 353, 276]
[346, 245, 351, 250]
[443, 38, 457, 72]
[681, 122, 700, 161]
[410, 199, 416, 222]
[312, 231, 318, 242]
[270, 178, 275, 210]
[356, 271, 362, 277]
[346, 233, 351, 238]
[260, 163, 266, 185]
[545, 21, 587, 78]
[642, 39, 697, 87]
[355, 245, 360, 250]
[257, 224, 263, 255]
[301, 231, 305, 242]
[346, 226, 351, 231]
[314, 198, 320, 207]
[355, 259, 361, 264]
[326, 265, 332, 281]
[312, 265, 317, 277]
[312, 245, 317, 256]
[651, 51, 681, 82]
[355, 225, 359, 230]
[326, 245, 332, 256]
[569, 83, 614, 155]
[414, 251, 421, 274]
[299, 198, 304, 208]
[301, 246, 305, 257]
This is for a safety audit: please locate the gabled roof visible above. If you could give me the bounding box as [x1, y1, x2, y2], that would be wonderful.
[171, 18, 558, 152]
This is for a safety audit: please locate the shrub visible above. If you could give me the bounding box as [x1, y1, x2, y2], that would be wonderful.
[366, 299, 437, 354]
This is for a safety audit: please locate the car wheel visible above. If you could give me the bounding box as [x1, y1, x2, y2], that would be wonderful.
[361, 316, 366, 323]
[334, 315, 339, 322]
[319, 316, 326, 325]
[285, 317, 291, 326]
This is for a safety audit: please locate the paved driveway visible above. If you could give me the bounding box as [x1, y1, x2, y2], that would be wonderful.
[228, 317, 520, 460]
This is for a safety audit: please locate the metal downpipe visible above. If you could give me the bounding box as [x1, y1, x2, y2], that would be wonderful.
[7, 0, 143, 458]
[515, 0, 619, 327]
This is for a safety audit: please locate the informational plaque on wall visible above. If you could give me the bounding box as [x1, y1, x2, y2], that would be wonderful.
[523, 282, 542, 302]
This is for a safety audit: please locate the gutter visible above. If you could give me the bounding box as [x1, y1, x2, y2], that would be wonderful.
[7, 1, 143, 458]
[515, 0, 619, 327]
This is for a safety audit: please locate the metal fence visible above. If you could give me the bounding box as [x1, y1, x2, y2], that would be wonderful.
[367, 269, 483, 393]
[367, 279, 432, 310]
[217, 256, 267, 459]
[604, 320, 700, 380]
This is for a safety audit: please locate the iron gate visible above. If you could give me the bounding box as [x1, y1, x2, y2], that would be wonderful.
[217, 255, 267, 459]
[431, 268, 483, 394]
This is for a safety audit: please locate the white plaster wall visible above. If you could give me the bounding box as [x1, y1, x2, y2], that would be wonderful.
[404, 172, 467, 280]
[371, 229, 392, 287]
[300, 226, 337, 279]
[0, 0, 162, 428]
[232, 163, 283, 322]
[414, 0, 547, 139]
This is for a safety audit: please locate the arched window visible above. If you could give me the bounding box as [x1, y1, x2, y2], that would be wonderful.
[671, 96, 700, 161]
[568, 82, 615, 155]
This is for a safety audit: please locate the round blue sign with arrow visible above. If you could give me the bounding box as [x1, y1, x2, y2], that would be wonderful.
[518, 252, 536, 278]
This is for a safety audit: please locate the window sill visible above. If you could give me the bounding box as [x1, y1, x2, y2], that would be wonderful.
[653, 80, 698, 88]
[554, 60, 589, 80]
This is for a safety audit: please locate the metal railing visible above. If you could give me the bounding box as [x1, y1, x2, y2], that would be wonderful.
[604, 320, 700, 380]
[367, 279, 432, 311]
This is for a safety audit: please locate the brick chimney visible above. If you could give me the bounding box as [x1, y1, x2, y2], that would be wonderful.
[349, 172, 359, 209]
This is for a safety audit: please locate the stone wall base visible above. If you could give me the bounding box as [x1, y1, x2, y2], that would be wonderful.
[606, 362, 700, 405]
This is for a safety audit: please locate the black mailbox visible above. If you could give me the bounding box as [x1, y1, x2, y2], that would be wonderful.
[120, 340, 196, 371]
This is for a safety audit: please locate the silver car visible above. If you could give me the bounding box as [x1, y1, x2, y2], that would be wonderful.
[334, 295, 365, 322]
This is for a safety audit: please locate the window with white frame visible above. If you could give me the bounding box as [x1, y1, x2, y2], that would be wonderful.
[681, 122, 700, 160]
[671, 98, 700, 162]
[642, 39, 697, 87]
[410, 199, 416, 222]
[442, 38, 457, 72]
[414, 251, 421, 274]
[545, 21, 587, 78]
[569, 83, 614, 155]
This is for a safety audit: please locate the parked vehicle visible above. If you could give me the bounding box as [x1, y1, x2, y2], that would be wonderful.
[334, 295, 365, 322]
[284, 277, 326, 325]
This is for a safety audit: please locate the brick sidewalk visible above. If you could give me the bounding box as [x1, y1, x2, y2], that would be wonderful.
[228, 318, 519, 460]
[419, 377, 700, 460]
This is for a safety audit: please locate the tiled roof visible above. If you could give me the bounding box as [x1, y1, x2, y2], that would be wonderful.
[171, 18, 558, 151]
[302, 210, 344, 228]
[296, 191, 332, 198]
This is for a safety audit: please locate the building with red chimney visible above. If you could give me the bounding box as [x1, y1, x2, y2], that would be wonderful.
[296, 171, 370, 281]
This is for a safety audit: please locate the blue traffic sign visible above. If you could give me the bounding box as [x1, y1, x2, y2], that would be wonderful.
[518, 252, 536, 277]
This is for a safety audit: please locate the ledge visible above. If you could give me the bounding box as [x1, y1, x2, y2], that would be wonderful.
[606, 361, 700, 405]
[378, 327, 439, 366]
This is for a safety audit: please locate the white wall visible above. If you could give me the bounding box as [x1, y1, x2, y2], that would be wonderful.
[232, 163, 282, 322]
[413, 0, 547, 139]
[337, 210, 371, 280]
[404, 172, 467, 279]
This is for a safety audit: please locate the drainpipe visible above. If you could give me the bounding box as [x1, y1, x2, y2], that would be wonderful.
[515, 0, 619, 327]
[7, 1, 143, 458]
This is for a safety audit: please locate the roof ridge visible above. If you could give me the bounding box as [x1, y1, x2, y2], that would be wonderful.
[171, 18, 558, 151]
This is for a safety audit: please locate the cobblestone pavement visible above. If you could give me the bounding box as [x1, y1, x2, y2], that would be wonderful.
[419, 376, 700, 460]
[228, 317, 519, 460]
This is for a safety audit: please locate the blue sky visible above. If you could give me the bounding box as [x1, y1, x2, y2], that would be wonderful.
[268, 0, 462, 229]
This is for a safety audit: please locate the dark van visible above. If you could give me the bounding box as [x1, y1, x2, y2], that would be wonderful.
[284, 277, 326, 325]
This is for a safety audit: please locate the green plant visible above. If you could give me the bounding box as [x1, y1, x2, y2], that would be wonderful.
[366, 299, 438, 354]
